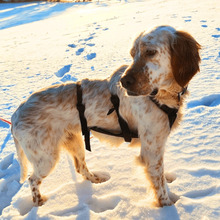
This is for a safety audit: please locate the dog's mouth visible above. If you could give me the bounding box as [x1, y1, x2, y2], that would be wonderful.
[126, 88, 158, 97]
[126, 90, 139, 96]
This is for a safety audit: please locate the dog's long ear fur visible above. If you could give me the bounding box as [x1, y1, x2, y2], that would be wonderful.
[130, 32, 143, 58]
[171, 31, 201, 87]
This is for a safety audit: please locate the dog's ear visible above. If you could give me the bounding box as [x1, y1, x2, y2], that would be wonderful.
[130, 32, 143, 58]
[170, 31, 201, 87]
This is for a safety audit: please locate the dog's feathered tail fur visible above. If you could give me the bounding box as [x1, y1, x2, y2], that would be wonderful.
[13, 136, 28, 183]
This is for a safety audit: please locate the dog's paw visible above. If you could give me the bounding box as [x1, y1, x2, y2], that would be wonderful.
[158, 198, 174, 207]
[90, 171, 111, 184]
[33, 195, 48, 207]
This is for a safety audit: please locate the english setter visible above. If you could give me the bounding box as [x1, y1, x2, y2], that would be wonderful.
[11, 25, 201, 207]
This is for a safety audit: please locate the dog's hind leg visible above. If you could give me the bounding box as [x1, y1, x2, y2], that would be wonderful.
[28, 145, 60, 206]
[28, 173, 46, 206]
[64, 133, 109, 183]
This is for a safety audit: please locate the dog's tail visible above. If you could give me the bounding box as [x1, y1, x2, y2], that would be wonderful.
[13, 136, 28, 183]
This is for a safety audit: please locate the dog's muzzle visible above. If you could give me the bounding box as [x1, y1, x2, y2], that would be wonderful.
[120, 75, 138, 96]
[121, 75, 135, 90]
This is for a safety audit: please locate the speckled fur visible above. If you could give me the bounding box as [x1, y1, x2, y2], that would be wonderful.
[11, 26, 200, 207]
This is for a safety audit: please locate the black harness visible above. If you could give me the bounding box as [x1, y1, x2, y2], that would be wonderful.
[76, 82, 186, 152]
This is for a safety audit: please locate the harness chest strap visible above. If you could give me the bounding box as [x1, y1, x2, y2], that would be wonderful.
[89, 95, 139, 140]
[76, 82, 136, 151]
[108, 95, 132, 142]
[76, 82, 185, 151]
[149, 97, 178, 129]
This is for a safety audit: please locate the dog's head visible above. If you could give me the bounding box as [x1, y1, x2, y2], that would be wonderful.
[121, 26, 201, 96]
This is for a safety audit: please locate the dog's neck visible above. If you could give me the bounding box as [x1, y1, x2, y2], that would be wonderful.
[148, 87, 187, 128]
[150, 87, 188, 109]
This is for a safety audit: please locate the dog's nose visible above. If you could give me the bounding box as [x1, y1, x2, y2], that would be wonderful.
[121, 75, 135, 88]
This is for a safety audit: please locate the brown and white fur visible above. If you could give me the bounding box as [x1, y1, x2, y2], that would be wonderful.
[11, 25, 201, 207]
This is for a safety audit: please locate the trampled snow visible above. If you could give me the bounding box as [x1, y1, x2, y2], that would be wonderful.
[0, 0, 219, 219]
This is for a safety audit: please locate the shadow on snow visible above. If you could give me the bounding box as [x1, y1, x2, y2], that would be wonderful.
[0, 2, 91, 30]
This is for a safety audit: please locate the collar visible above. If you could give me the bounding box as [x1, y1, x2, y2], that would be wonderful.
[178, 86, 188, 101]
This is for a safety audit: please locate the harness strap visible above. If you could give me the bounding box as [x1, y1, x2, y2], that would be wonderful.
[76, 82, 91, 152]
[149, 87, 187, 128]
[76, 81, 186, 151]
[149, 96, 178, 128]
[76, 82, 137, 151]
[109, 95, 132, 142]
[90, 94, 138, 140]
[90, 126, 138, 139]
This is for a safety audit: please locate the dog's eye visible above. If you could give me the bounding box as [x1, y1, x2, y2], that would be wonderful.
[146, 49, 157, 57]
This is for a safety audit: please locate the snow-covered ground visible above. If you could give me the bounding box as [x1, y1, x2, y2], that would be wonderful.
[0, 0, 219, 219]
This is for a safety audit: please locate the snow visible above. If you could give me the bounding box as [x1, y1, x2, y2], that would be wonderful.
[55, 64, 72, 77]
[0, 0, 220, 219]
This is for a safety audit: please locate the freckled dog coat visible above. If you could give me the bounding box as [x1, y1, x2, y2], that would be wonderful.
[11, 25, 201, 207]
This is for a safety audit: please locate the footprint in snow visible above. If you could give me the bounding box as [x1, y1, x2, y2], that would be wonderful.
[88, 194, 121, 213]
[68, 43, 77, 48]
[85, 53, 96, 60]
[54, 64, 72, 78]
[76, 48, 84, 56]
[202, 55, 215, 61]
[189, 168, 220, 178]
[212, 34, 220, 39]
[84, 36, 94, 42]
[183, 16, 191, 22]
[187, 94, 220, 108]
[183, 186, 217, 199]
[61, 74, 78, 83]
[95, 24, 108, 31]
[86, 43, 95, 47]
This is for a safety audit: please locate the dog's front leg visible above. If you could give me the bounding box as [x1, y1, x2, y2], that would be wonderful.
[137, 142, 173, 207]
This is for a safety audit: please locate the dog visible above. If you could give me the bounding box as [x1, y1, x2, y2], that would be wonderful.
[11, 25, 201, 207]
